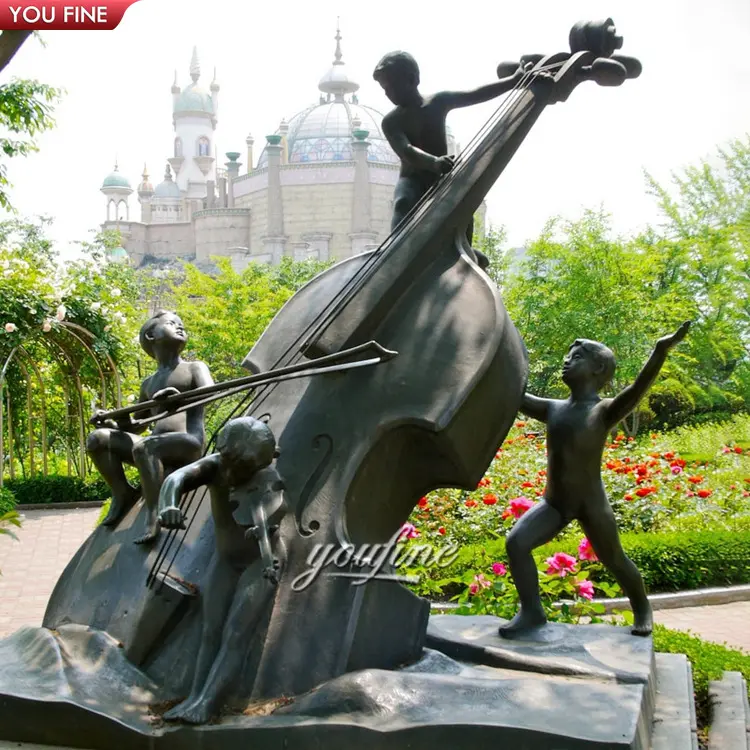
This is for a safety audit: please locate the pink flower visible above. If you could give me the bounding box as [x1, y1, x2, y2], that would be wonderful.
[492, 562, 507, 576]
[469, 574, 491, 595]
[545, 552, 578, 577]
[398, 522, 419, 541]
[578, 538, 598, 562]
[55, 304, 66, 322]
[575, 580, 595, 600]
[3, 322, 16, 333]
[509, 496, 535, 519]
[42, 320, 52, 332]
[671, 465, 683, 475]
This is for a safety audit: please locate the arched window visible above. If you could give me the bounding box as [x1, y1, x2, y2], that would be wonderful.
[174, 138, 183, 157]
[197, 136, 211, 157]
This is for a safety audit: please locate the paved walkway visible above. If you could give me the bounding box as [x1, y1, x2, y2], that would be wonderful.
[655, 601, 750, 654]
[0, 507, 100, 638]
[0, 507, 749, 655]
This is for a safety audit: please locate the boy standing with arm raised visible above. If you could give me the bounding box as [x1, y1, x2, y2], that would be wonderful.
[499, 322, 690, 638]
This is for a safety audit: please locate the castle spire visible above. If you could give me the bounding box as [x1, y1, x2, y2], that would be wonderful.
[190, 46, 200, 83]
[333, 17, 342, 64]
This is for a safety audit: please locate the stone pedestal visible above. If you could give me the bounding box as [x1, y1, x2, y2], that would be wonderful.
[0, 615, 661, 750]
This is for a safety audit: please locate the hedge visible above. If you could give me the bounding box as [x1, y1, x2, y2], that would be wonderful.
[537, 530, 750, 592]
[0, 486, 15, 515]
[417, 529, 750, 597]
[4, 475, 109, 505]
[653, 624, 750, 725]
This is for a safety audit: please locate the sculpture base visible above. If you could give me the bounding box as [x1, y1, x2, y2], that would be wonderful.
[0, 616, 655, 750]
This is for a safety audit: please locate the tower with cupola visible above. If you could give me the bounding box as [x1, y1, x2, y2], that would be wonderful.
[169, 47, 219, 202]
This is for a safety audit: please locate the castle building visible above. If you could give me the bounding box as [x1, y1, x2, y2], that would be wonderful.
[101, 27, 470, 270]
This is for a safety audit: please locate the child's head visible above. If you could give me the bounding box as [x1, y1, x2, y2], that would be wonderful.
[373, 51, 420, 106]
[562, 339, 616, 391]
[139, 310, 187, 359]
[216, 417, 276, 482]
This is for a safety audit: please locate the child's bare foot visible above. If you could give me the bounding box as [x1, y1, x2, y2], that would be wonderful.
[101, 486, 140, 527]
[134, 509, 161, 545]
[498, 606, 547, 638]
[631, 601, 653, 636]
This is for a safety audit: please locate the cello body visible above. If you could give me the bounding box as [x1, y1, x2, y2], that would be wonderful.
[41, 19, 642, 708]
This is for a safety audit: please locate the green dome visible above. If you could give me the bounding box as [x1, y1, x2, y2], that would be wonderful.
[174, 83, 214, 116]
[101, 166, 131, 190]
[110, 246, 128, 258]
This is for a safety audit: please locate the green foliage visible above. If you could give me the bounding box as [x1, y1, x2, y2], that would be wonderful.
[653, 625, 750, 722]
[0, 509, 21, 547]
[166, 255, 331, 382]
[0, 485, 15, 515]
[0, 79, 61, 212]
[97, 499, 111, 526]
[5, 475, 109, 505]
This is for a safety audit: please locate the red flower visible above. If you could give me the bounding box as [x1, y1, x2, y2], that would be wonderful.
[663, 452, 675, 460]
[624, 494, 634, 501]
[688, 475, 704, 484]
[417, 497, 428, 508]
[697, 489, 712, 498]
[465, 500, 477, 508]
[635, 486, 656, 498]
[501, 509, 512, 520]
[734, 446, 744, 454]
[477, 477, 491, 488]
[521, 481, 534, 488]
[438, 526, 446, 535]
[515, 421, 526, 428]
[482, 493, 498, 505]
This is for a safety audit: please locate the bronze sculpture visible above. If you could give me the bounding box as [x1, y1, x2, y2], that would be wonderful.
[500, 322, 691, 638]
[87, 310, 213, 543]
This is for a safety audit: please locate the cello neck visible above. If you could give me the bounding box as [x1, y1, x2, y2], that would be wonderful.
[304, 22, 640, 359]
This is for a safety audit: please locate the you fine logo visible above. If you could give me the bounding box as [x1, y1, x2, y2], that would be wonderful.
[290, 529, 460, 592]
[0, 0, 141, 30]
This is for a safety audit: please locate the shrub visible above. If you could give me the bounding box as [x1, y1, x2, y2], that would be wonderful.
[409, 529, 750, 598]
[0, 485, 15, 515]
[648, 379, 696, 429]
[653, 624, 750, 724]
[5, 475, 109, 505]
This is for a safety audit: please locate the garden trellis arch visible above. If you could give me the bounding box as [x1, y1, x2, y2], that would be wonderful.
[0, 321, 122, 485]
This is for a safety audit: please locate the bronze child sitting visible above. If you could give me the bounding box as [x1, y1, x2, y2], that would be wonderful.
[158, 416, 287, 724]
[87, 310, 213, 544]
[373, 50, 524, 268]
[499, 322, 690, 638]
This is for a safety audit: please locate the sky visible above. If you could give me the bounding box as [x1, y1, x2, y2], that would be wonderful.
[1, 0, 749, 257]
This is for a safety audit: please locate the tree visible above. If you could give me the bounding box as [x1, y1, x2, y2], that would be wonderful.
[0, 31, 32, 76]
[0, 33, 61, 211]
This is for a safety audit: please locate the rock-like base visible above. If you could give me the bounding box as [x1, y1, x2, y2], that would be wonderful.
[0, 616, 656, 750]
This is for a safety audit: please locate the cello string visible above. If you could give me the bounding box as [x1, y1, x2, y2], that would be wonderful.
[246, 63, 554, 395]
[152, 60, 564, 584]
[241, 65, 550, 423]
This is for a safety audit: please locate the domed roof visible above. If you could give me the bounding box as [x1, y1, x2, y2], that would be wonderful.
[101, 162, 132, 191]
[153, 164, 181, 199]
[258, 101, 398, 168]
[109, 246, 128, 259]
[256, 26, 398, 169]
[173, 48, 216, 117]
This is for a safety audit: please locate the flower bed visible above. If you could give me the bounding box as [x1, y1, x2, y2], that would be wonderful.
[400, 415, 750, 606]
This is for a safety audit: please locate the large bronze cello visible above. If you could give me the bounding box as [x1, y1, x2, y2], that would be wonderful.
[43, 19, 641, 707]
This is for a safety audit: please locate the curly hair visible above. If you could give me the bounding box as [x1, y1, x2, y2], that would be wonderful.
[139, 310, 181, 359]
[216, 417, 277, 468]
[570, 339, 617, 389]
[373, 51, 420, 86]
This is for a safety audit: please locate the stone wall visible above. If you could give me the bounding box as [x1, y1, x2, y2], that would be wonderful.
[193, 208, 251, 264]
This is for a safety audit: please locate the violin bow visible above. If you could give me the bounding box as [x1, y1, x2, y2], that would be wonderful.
[92, 340, 397, 430]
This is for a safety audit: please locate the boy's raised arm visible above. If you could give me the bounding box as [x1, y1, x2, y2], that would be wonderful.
[605, 322, 691, 427]
[520, 392, 551, 423]
[437, 66, 524, 110]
